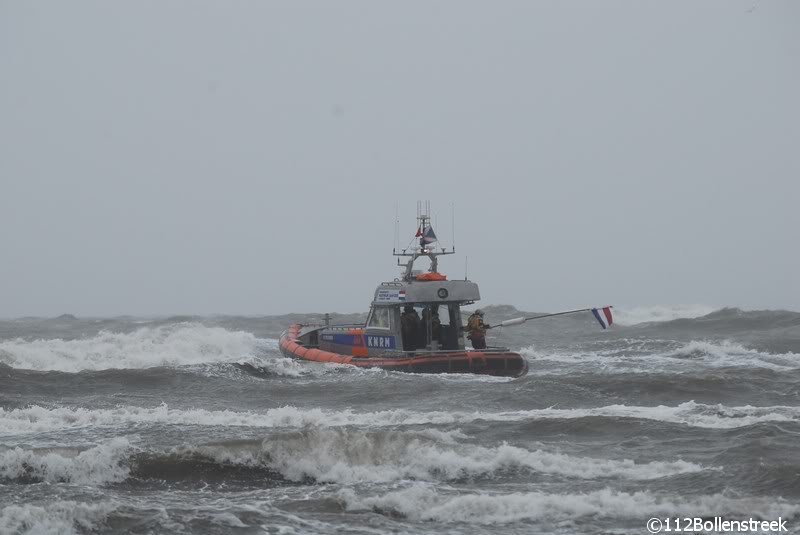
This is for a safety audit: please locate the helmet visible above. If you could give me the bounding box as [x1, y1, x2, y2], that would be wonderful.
[475, 309, 484, 316]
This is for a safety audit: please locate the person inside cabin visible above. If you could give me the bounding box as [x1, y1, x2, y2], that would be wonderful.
[466, 309, 491, 350]
[430, 307, 442, 344]
[376, 308, 388, 328]
[419, 305, 443, 348]
[418, 305, 430, 348]
[400, 305, 421, 351]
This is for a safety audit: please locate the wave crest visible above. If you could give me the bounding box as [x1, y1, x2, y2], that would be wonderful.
[3, 401, 799, 438]
[521, 339, 800, 372]
[0, 501, 117, 535]
[0, 430, 705, 487]
[613, 305, 720, 325]
[0, 324, 278, 372]
[176, 429, 703, 484]
[0, 438, 131, 485]
[339, 485, 800, 524]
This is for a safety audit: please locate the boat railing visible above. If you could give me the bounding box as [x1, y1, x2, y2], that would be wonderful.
[482, 346, 512, 352]
[421, 346, 511, 354]
[356, 347, 512, 358]
[297, 322, 364, 329]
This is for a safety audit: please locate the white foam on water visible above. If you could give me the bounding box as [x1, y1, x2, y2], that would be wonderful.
[0, 438, 131, 485]
[2, 400, 798, 438]
[0, 500, 117, 535]
[339, 485, 800, 524]
[179, 509, 249, 529]
[519, 401, 800, 429]
[613, 304, 719, 325]
[226, 353, 310, 378]
[0, 323, 283, 372]
[189, 428, 705, 484]
[519, 340, 800, 372]
[663, 340, 800, 370]
[518, 345, 642, 371]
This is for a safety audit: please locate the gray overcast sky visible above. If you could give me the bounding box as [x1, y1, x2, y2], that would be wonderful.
[1, 1, 798, 317]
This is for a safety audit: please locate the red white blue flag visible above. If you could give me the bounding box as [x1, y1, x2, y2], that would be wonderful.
[592, 307, 613, 329]
[422, 226, 437, 244]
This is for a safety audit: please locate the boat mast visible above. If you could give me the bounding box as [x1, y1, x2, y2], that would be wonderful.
[393, 201, 455, 281]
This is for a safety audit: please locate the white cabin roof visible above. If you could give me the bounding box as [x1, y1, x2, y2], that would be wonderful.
[372, 279, 480, 305]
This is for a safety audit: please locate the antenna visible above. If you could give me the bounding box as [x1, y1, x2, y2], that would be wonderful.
[394, 202, 399, 252]
[451, 202, 455, 252]
[465, 256, 468, 280]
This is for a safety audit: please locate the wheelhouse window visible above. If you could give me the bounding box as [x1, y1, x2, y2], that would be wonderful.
[367, 306, 391, 329]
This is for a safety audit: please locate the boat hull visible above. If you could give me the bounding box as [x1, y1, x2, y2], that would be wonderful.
[279, 324, 528, 378]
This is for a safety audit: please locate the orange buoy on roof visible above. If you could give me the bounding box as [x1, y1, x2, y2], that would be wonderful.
[416, 272, 447, 281]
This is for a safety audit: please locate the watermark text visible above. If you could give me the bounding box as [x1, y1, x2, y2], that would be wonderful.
[647, 517, 788, 533]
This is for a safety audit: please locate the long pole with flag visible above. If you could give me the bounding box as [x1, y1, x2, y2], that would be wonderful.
[489, 306, 614, 330]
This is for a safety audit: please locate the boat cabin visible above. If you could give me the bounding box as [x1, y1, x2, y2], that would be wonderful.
[308, 276, 480, 357]
[364, 277, 480, 353]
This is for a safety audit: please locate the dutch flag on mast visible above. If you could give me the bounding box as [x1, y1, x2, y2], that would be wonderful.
[422, 226, 437, 244]
[591, 306, 614, 329]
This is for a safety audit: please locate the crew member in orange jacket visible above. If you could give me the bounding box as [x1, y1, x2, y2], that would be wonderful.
[466, 309, 491, 349]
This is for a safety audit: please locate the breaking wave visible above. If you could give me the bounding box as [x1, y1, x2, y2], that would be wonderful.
[3, 401, 799, 437]
[662, 340, 799, 369]
[0, 500, 117, 535]
[338, 485, 800, 524]
[612, 304, 720, 325]
[0, 430, 704, 487]
[0, 438, 131, 485]
[520, 340, 800, 372]
[0, 324, 282, 372]
[172, 429, 704, 484]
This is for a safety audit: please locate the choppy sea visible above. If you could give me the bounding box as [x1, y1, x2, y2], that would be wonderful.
[1, 305, 799, 535]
